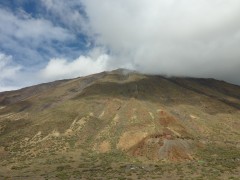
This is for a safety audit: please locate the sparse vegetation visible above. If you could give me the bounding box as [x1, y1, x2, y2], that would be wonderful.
[0, 70, 239, 179]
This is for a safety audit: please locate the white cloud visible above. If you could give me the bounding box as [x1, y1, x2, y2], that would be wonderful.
[82, 0, 240, 84]
[0, 86, 20, 92]
[41, 0, 88, 33]
[0, 53, 21, 81]
[2, 0, 240, 92]
[40, 48, 110, 81]
[0, 8, 75, 66]
[0, 8, 73, 44]
[0, 53, 21, 91]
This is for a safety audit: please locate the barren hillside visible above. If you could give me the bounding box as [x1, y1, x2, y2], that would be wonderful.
[0, 69, 239, 179]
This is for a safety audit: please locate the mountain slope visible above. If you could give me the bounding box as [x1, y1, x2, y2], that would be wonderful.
[0, 69, 239, 179]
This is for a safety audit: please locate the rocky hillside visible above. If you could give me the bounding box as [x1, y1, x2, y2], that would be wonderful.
[0, 69, 239, 179]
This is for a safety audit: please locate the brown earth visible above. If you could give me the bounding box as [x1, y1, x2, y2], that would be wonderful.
[0, 69, 239, 179]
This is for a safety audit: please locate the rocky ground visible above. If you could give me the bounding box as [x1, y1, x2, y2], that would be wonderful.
[0, 69, 239, 179]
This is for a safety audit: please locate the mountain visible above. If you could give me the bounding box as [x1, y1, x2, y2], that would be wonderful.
[0, 69, 239, 179]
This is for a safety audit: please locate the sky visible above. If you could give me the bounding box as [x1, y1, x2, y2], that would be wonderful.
[1, 0, 240, 91]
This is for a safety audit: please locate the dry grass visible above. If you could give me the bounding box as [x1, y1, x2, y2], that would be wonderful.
[0, 69, 240, 179]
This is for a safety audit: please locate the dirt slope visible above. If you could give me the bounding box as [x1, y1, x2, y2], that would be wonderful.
[0, 69, 239, 179]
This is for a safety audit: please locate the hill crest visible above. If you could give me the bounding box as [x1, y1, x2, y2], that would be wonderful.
[0, 69, 240, 178]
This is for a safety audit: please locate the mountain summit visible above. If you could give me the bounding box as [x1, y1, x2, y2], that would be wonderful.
[0, 69, 239, 179]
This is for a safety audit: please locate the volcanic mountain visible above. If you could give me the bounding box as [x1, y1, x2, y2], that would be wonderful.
[0, 69, 239, 179]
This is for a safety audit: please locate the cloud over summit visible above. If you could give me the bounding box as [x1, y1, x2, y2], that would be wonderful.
[1, 0, 240, 91]
[83, 0, 240, 83]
